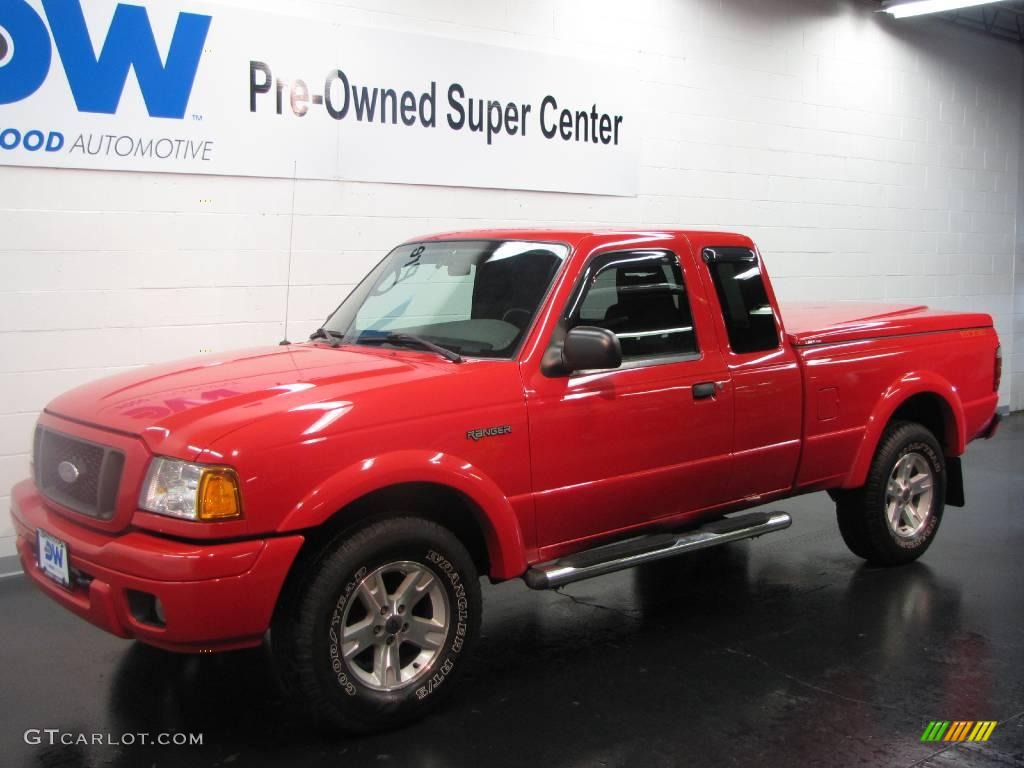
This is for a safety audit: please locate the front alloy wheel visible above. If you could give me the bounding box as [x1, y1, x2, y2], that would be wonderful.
[338, 561, 449, 691]
[273, 517, 482, 733]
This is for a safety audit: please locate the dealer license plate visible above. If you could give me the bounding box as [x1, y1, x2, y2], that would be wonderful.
[37, 529, 71, 588]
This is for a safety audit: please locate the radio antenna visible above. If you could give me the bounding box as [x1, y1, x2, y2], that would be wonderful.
[279, 160, 298, 345]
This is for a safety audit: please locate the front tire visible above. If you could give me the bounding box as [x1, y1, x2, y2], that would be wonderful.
[836, 421, 946, 566]
[272, 517, 482, 733]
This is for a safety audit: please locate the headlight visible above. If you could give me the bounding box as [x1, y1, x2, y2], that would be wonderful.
[139, 458, 242, 521]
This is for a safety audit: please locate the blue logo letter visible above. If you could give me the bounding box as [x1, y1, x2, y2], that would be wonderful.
[0, 0, 53, 105]
[43, 0, 211, 119]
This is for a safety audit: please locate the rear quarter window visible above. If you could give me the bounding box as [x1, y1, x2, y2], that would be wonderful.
[703, 247, 779, 354]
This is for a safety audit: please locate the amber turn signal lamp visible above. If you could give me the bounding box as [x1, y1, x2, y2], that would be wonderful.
[198, 468, 242, 520]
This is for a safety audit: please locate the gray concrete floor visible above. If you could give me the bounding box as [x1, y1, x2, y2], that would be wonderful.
[2, 416, 1023, 767]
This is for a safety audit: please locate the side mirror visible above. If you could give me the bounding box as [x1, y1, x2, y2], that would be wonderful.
[562, 326, 622, 373]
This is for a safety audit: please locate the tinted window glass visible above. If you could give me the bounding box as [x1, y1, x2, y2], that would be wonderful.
[705, 247, 779, 353]
[325, 240, 567, 358]
[570, 251, 697, 360]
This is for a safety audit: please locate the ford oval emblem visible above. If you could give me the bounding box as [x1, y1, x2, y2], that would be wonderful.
[57, 460, 81, 484]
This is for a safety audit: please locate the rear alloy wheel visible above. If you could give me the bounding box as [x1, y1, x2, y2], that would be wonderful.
[836, 421, 946, 565]
[883, 452, 934, 539]
[273, 517, 481, 733]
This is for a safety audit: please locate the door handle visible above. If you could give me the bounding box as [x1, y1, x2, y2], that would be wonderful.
[692, 381, 717, 400]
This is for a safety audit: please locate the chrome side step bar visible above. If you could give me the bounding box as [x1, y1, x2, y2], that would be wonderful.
[524, 511, 792, 590]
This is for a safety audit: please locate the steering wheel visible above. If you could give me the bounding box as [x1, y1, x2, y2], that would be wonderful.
[501, 308, 532, 329]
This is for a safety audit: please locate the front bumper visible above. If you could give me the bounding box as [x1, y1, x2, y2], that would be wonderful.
[10, 480, 304, 653]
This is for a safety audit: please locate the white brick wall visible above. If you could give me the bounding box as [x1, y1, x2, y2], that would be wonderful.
[2, 0, 1022, 558]
[1015, 67, 1024, 415]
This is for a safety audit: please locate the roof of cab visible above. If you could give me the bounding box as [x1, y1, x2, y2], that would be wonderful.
[406, 228, 751, 248]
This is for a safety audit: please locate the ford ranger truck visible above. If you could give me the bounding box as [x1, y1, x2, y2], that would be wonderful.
[10, 230, 1001, 732]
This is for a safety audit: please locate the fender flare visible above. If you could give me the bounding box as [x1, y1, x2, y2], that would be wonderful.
[842, 371, 965, 489]
[277, 450, 527, 579]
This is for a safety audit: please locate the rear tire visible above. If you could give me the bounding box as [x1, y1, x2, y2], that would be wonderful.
[272, 517, 482, 733]
[836, 421, 946, 566]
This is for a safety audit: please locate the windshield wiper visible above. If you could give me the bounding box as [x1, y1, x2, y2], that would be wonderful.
[357, 333, 463, 363]
[310, 327, 344, 347]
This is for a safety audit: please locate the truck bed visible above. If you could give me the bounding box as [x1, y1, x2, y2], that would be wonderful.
[780, 301, 994, 347]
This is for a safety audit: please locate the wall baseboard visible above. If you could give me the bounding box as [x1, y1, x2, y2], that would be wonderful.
[0, 553, 23, 577]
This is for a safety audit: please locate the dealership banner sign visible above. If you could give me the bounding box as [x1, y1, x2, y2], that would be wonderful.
[0, 0, 638, 195]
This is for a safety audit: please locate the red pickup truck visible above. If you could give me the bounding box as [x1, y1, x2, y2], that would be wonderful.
[11, 229, 1001, 732]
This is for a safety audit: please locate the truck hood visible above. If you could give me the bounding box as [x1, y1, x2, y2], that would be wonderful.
[781, 302, 993, 347]
[44, 343, 471, 458]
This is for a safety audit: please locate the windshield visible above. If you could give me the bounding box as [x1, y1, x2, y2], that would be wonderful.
[322, 240, 569, 358]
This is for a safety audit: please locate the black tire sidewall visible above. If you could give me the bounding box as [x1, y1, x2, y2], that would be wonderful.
[865, 424, 946, 561]
[285, 518, 481, 732]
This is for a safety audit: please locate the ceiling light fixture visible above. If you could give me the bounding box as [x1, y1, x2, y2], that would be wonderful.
[883, 0, 1007, 18]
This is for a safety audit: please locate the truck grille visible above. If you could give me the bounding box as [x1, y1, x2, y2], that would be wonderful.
[34, 427, 125, 520]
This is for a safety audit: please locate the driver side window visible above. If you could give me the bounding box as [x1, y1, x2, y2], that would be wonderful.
[570, 251, 698, 360]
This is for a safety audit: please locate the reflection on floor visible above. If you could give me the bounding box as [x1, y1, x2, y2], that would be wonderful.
[3, 416, 1023, 767]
